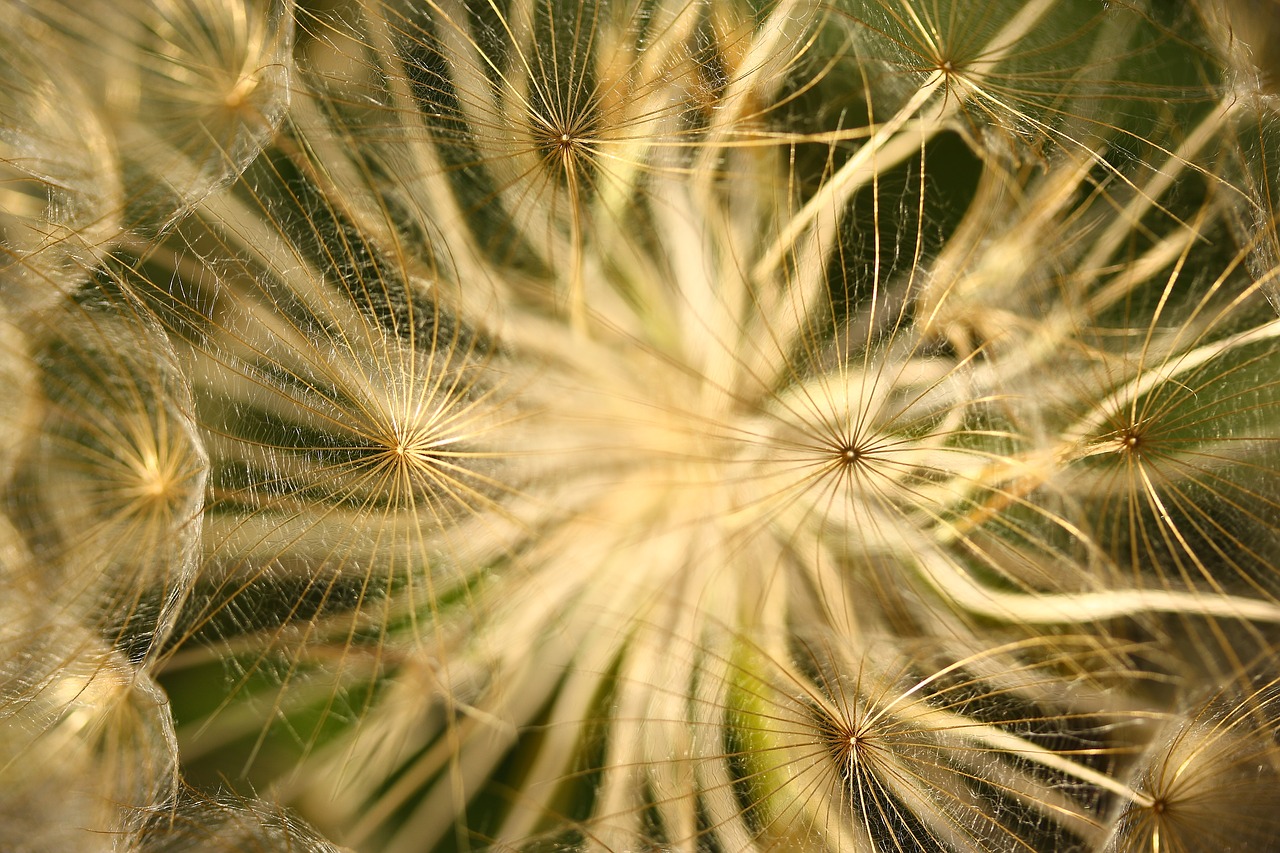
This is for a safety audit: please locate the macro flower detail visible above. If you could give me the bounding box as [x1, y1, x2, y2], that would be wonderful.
[1, 1, 1278, 852]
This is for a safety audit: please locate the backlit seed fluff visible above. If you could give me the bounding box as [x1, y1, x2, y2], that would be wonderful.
[0, 1, 1278, 851]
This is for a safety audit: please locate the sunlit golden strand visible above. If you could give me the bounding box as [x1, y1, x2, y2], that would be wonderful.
[373, 489, 768, 840]
[1130, 460, 1278, 602]
[916, 149, 1097, 351]
[368, 0, 583, 257]
[300, 9, 499, 309]
[846, 0, 1233, 219]
[1062, 317, 1280, 450]
[914, 538, 1280, 625]
[330, 0, 824, 338]
[339, 448, 752, 844]
[691, 630, 1152, 850]
[692, 0, 820, 165]
[753, 75, 942, 292]
[196, 460, 493, 590]
[120, 262, 521, 723]
[757, 0, 1071, 290]
[491, 614, 683, 846]
[0, 321, 41, 487]
[372, 602, 639, 852]
[159, 196, 509, 480]
[34, 1, 1276, 850]
[537, 634, 832, 849]
[581, 617, 1131, 850]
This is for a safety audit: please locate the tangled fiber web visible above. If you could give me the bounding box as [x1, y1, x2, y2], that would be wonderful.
[1, 0, 1279, 851]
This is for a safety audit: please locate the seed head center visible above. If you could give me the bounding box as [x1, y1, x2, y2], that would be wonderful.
[837, 443, 863, 465]
[1118, 427, 1144, 454]
[128, 452, 180, 503]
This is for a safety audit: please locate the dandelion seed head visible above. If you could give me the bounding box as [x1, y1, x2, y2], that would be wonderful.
[838, 443, 863, 465]
[1117, 426, 1144, 455]
[149, 0, 1280, 844]
[5, 0, 1280, 850]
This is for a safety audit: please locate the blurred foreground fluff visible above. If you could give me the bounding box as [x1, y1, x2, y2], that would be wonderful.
[2, 0, 1280, 850]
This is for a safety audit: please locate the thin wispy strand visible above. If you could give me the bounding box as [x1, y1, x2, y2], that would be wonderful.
[0, 0, 1278, 851]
